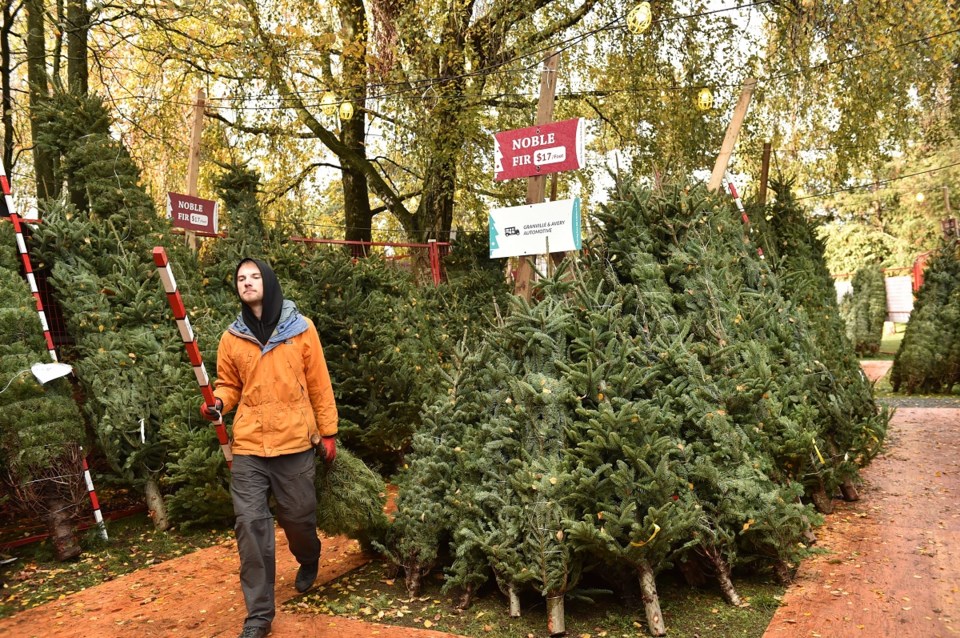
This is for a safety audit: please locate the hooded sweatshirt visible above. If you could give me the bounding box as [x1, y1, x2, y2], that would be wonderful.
[212, 258, 338, 456]
[236, 257, 283, 346]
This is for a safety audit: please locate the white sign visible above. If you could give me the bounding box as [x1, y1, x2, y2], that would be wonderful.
[885, 276, 914, 323]
[489, 198, 582, 259]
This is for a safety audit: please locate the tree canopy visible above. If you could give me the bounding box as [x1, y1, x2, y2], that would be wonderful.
[1, 0, 958, 248]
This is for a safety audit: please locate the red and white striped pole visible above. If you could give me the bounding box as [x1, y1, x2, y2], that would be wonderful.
[724, 172, 764, 260]
[1, 162, 108, 540]
[151, 247, 233, 467]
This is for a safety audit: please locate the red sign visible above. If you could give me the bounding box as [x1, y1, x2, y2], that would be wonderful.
[494, 118, 585, 181]
[167, 192, 218, 234]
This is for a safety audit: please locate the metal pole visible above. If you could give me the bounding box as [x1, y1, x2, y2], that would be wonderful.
[724, 172, 764, 260]
[151, 247, 233, 466]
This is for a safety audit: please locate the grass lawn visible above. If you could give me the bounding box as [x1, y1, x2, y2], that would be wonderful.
[868, 323, 907, 361]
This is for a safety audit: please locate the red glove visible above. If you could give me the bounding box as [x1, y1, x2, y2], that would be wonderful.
[319, 436, 336, 464]
[200, 398, 223, 422]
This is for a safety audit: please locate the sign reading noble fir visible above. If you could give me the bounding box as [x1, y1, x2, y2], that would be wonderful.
[494, 118, 585, 181]
[167, 192, 218, 234]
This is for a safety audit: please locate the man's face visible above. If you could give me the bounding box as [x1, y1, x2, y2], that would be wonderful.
[236, 261, 264, 307]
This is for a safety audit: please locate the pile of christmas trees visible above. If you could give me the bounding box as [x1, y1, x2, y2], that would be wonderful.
[26, 94, 208, 531]
[890, 234, 960, 393]
[0, 221, 86, 559]
[18, 98, 390, 539]
[383, 178, 887, 636]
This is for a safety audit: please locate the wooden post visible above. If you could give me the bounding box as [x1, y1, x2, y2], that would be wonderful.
[758, 141, 771, 206]
[513, 50, 559, 300]
[185, 88, 205, 252]
[546, 172, 571, 271]
[707, 78, 757, 193]
[944, 186, 952, 216]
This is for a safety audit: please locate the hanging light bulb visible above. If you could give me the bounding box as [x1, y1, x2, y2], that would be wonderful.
[339, 101, 355, 121]
[915, 192, 925, 203]
[696, 87, 713, 111]
[320, 91, 338, 117]
[627, 2, 652, 34]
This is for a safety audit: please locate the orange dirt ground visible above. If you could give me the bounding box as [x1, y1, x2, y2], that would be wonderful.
[0, 531, 462, 638]
[764, 405, 960, 638]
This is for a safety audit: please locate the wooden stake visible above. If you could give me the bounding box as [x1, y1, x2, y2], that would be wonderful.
[513, 50, 559, 300]
[944, 186, 952, 216]
[545, 236, 554, 278]
[185, 88, 205, 252]
[758, 141, 771, 206]
[707, 78, 757, 193]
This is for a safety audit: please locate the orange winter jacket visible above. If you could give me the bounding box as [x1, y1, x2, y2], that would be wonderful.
[213, 301, 338, 457]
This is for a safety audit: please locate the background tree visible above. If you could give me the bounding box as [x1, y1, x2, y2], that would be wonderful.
[816, 142, 960, 275]
[3, 1, 958, 247]
[24, 0, 56, 201]
[839, 263, 887, 357]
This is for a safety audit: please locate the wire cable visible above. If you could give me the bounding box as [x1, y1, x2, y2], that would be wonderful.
[796, 160, 960, 202]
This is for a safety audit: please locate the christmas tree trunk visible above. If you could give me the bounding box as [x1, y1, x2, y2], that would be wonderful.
[637, 558, 666, 636]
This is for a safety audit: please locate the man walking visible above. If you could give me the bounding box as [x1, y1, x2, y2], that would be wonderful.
[201, 257, 338, 638]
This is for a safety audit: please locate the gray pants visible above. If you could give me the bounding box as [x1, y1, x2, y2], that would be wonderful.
[230, 449, 320, 629]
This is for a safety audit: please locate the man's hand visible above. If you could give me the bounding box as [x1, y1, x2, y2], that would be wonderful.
[311, 435, 337, 464]
[200, 398, 223, 422]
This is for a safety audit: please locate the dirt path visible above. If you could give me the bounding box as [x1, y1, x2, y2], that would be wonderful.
[0, 532, 461, 638]
[764, 405, 960, 638]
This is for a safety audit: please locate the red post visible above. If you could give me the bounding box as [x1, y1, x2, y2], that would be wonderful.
[1, 162, 108, 540]
[428, 239, 441, 286]
[912, 252, 931, 293]
[151, 247, 233, 466]
[725, 172, 764, 260]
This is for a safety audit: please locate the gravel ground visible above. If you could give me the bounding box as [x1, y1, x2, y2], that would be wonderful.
[878, 395, 960, 408]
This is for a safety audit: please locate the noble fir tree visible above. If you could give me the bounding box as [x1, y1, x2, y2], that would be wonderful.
[758, 181, 887, 500]
[839, 263, 888, 356]
[891, 235, 960, 393]
[0, 221, 87, 559]
[582, 182, 816, 606]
